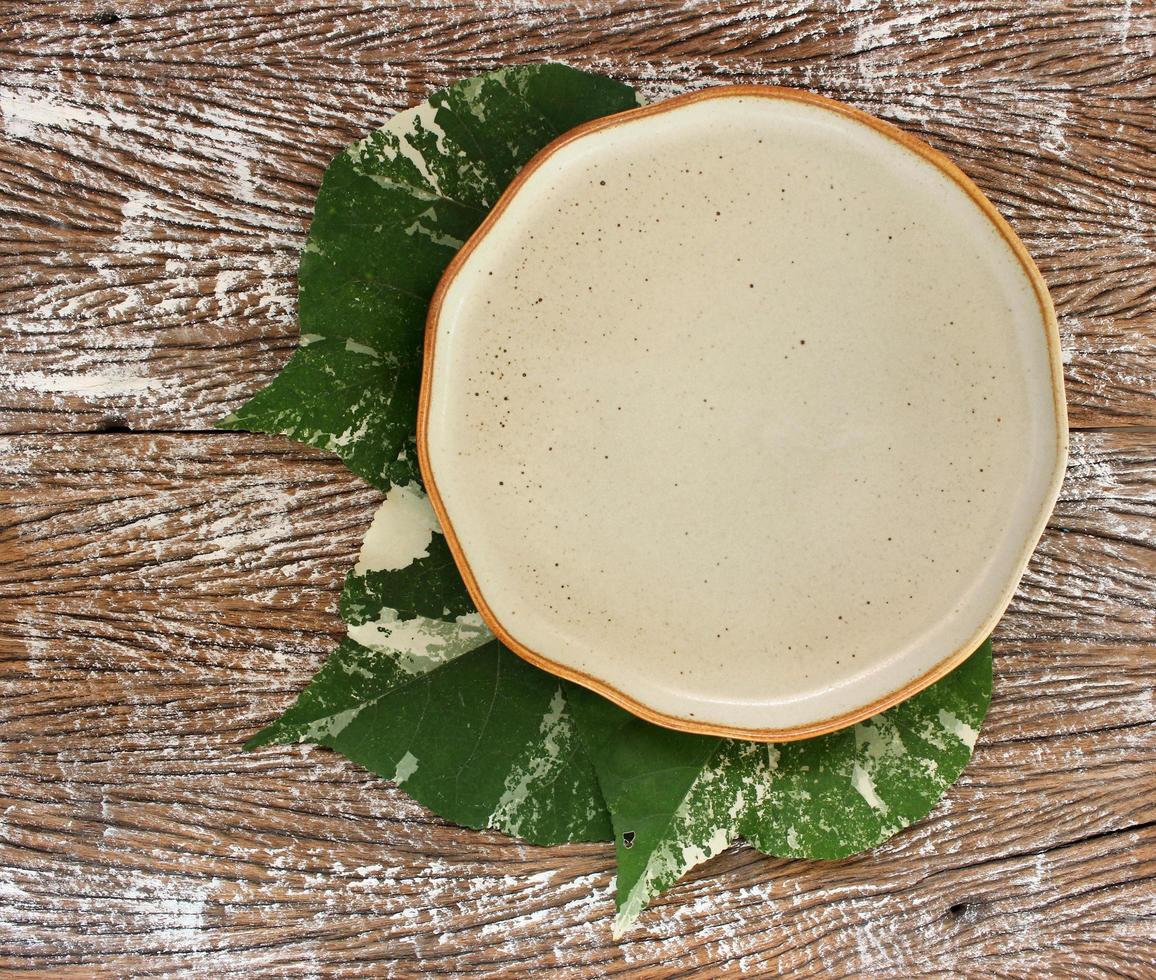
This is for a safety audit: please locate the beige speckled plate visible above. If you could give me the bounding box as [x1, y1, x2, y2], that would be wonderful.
[418, 86, 1067, 741]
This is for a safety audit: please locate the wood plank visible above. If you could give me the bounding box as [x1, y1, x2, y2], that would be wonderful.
[1, 429, 1152, 973]
[2, 0, 1153, 973]
[1, 1, 1153, 434]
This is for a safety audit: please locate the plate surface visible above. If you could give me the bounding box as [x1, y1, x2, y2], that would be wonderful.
[419, 87, 1066, 740]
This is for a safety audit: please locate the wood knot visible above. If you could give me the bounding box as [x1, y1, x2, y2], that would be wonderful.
[947, 900, 981, 922]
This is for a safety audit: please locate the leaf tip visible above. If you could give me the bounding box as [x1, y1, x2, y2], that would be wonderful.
[242, 724, 281, 752]
[611, 911, 635, 941]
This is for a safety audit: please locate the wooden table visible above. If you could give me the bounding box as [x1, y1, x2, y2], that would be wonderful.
[2, 2, 1153, 975]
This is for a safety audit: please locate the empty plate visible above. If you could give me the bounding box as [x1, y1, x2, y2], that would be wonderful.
[418, 86, 1067, 740]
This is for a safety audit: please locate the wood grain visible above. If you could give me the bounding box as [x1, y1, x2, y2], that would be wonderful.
[1, 0, 1154, 975]
[1, 1, 1154, 434]
[1, 430, 1153, 974]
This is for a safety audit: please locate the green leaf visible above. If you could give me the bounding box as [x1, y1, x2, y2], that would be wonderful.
[341, 528, 474, 625]
[336, 481, 484, 661]
[218, 63, 640, 491]
[250, 475, 612, 845]
[740, 640, 993, 862]
[250, 638, 612, 845]
[218, 337, 418, 489]
[564, 687, 763, 935]
[567, 641, 993, 934]
[339, 482, 475, 625]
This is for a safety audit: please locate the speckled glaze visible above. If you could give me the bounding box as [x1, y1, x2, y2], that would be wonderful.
[419, 87, 1067, 741]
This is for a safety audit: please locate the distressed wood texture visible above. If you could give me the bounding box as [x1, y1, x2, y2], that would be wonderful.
[0, 431, 1153, 975]
[0, 0, 1154, 976]
[1, 0, 1154, 432]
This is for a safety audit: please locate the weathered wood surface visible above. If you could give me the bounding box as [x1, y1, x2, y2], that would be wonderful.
[1, 1, 1154, 433]
[1, 1, 1154, 975]
[0, 431, 1153, 975]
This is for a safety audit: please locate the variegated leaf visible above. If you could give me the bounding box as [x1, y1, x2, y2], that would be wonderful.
[568, 641, 993, 934]
[249, 479, 612, 845]
[218, 63, 640, 490]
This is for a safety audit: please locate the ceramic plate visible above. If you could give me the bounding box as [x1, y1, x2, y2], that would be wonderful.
[418, 86, 1067, 740]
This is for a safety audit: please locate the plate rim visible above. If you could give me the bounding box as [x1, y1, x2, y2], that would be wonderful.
[416, 83, 1069, 742]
